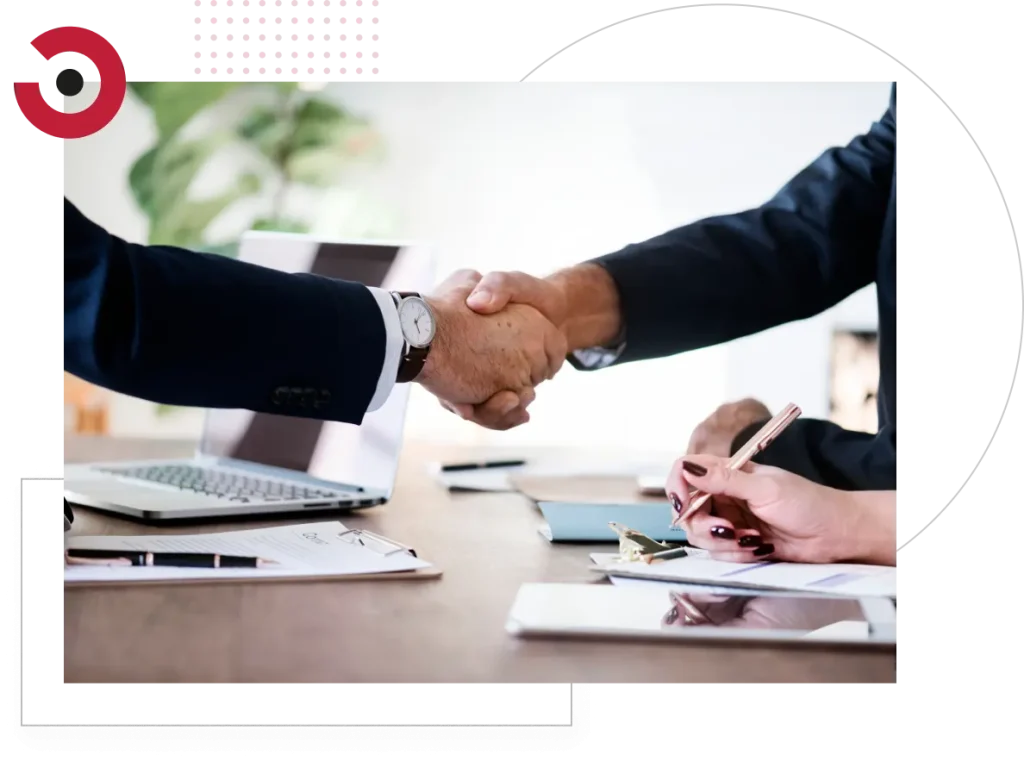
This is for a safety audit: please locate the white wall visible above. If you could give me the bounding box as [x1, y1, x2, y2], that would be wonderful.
[64, 82, 887, 451]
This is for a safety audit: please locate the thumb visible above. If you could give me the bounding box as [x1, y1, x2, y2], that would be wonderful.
[466, 271, 518, 314]
[679, 455, 778, 506]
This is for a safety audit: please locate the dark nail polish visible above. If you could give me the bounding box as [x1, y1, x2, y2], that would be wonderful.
[682, 461, 708, 477]
[669, 492, 683, 514]
[709, 526, 735, 540]
[753, 543, 775, 557]
[738, 535, 762, 548]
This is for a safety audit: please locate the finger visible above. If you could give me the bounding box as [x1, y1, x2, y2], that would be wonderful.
[542, 324, 568, 380]
[677, 454, 780, 506]
[466, 390, 521, 419]
[455, 390, 532, 430]
[665, 464, 699, 519]
[467, 271, 561, 322]
[709, 499, 755, 532]
[494, 407, 530, 430]
[707, 548, 773, 563]
[679, 508, 743, 553]
[438, 398, 474, 419]
[450, 403, 474, 418]
[438, 398, 457, 414]
[464, 405, 531, 431]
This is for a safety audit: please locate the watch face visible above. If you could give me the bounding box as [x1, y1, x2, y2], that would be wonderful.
[399, 296, 435, 348]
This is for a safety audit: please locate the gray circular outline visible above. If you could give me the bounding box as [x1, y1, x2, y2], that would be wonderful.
[524, 0, 1019, 548]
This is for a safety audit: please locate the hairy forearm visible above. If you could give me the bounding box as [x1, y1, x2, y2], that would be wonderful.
[845, 490, 897, 566]
[546, 263, 623, 352]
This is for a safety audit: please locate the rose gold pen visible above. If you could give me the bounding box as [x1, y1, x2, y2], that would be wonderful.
[670, 402, 802, 529]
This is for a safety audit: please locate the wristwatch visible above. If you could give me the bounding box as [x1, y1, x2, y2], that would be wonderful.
[391, 291, 436, 383]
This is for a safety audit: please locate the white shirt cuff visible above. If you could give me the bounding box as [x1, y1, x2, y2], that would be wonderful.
[366, 287, 403, 412]
[571, 344, 625, 369]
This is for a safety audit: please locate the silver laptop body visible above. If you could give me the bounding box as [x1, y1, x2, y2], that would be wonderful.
[64, 233, 434, 521]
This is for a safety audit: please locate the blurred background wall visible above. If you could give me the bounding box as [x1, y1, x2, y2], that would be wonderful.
[64, 81, 887, 453]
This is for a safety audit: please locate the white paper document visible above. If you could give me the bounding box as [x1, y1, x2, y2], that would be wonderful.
[590, 553, 831, 598]
[65, 521, 431, 584]
[592, 554, 895, 598]
[430, 454, 674, 493]
[435, 467, 522, 492]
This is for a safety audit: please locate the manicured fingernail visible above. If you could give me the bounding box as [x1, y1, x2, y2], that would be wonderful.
[709, 526, 735, 540]
[753, 543, 775, 557]
[738, 535, 762, 548]
[669, 492, 683, 514]
[682, 461, 708, 477]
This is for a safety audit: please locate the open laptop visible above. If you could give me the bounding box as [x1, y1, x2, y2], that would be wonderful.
[64, 232, 435, 521]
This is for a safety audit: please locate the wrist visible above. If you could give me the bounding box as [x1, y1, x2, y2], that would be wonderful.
[842, 490, 897, 565]
[415, 297, 448, 387]
[546, 263, 622, 352]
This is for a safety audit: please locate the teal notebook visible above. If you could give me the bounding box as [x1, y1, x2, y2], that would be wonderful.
[537, 501, 684, 542]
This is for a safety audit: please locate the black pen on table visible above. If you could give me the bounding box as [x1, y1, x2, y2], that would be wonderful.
[440, 459, 526, 472]
[64, 549, 277, 568]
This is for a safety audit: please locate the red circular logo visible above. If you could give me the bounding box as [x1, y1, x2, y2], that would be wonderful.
[14, 27, 126, 139]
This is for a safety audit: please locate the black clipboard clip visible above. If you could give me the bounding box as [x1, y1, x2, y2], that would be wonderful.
[336, 528, 418, 558]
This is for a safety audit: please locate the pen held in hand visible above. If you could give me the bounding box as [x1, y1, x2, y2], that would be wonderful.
[65, 549, 278, 569]
[670, 403, 802, 529]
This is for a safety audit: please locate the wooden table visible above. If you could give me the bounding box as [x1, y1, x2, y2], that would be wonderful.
[65, 436, 895, 682]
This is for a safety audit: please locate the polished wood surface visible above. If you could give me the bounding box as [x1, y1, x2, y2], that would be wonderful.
[65, 436, 895, 682]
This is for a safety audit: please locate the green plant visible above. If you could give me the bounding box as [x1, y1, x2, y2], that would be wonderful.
[127, 82, 383, 255]
[126, 82, 385, 415]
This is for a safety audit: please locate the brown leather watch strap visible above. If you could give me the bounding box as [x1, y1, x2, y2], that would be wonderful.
[397, 344, 429, 383]
[393, 291, 432, 383]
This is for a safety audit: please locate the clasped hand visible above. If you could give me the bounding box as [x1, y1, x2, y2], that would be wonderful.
[417, 269, 567, 429]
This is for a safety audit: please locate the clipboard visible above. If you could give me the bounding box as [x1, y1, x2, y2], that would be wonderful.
[64, 565, 443, 589]
[64, 523, 443, 588]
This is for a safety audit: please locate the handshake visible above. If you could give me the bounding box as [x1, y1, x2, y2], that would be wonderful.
[414, 268, 571, 431]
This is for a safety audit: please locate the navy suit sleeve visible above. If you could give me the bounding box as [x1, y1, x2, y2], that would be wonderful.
[593, 91, 895, 362]
[64, 198, 386, 423]
[730, 419, 896, 491]
[589, 88, 897, 490]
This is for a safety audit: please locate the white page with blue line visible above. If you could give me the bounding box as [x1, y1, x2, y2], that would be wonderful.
[592, 554, 895, 598]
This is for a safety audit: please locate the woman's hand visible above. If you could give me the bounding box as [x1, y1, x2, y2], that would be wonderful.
[665, 454, 895, 565]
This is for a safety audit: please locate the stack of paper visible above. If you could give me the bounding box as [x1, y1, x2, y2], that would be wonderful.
[592, 554, 895, 598]
[589, 555, 826, 598]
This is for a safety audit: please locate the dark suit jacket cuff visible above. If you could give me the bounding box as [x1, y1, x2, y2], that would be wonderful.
[730, 419, 771, 456]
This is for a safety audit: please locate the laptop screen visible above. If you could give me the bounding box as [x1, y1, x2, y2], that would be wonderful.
[197, 233, 434, 496]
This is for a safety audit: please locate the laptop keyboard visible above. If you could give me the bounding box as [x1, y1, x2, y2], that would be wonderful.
[95, 464, 359, 503]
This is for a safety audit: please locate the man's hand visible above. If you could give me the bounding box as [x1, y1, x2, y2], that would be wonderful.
[428, 271, 570, 429]
[686, 398, 772, 457]
[417, 270, 567, 429]
[466, 271, 570, 329]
